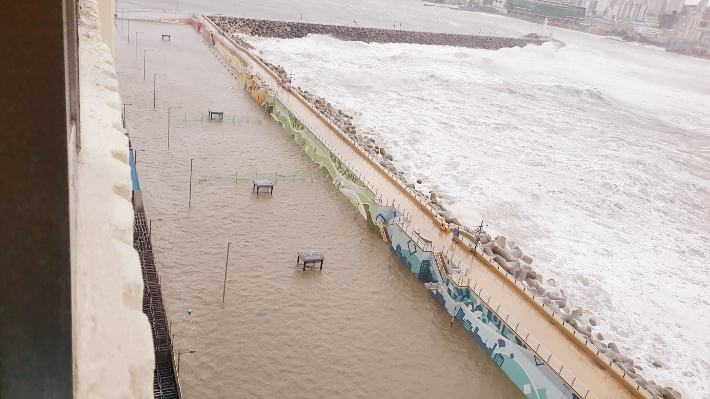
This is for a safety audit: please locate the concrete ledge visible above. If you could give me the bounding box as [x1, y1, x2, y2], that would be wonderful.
[75, 0, 154, 397]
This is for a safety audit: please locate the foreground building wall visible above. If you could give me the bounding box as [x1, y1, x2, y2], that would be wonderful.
[74, 0, 154, 397]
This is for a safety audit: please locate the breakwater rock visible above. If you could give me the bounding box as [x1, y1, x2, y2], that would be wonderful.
[474, 227, 681, 399]
[210, 16, 548, 50]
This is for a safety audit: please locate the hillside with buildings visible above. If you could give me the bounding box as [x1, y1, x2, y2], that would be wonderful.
[445, 0, 710, 56]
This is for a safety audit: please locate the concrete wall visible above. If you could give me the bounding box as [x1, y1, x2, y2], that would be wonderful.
[268, 98, 375, 219]
[97, 0, 114, 55]
[432, 257, 574, 399]
[74, 0, 154, 397]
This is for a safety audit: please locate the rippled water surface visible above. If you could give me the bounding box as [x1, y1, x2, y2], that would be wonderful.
[116, 21, 523, 399]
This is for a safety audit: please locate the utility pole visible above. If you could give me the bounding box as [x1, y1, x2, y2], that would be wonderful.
[473, 220, 486, 252]
[167, 106, 181, 149]
[222, 243, 231, 304]
[122, 103, 132, 127]
[133, 149, 144, 164]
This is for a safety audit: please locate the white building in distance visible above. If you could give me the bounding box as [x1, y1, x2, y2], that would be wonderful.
[682, 9, 703, 41]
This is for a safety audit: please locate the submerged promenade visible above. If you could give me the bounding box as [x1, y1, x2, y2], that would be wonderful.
[199, 16, 662, 399]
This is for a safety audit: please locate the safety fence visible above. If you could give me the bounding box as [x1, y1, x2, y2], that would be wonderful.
[445, 244, 655, 399]
[195, 171, 318, 185]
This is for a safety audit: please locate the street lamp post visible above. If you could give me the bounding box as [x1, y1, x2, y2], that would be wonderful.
[149, 218, 163, 236]
[167, 106, 181, 149]
[135, 31, 143, 59]
[153, 73, 165, 108]
[143, 50, 153, 81]
[176, 350, 196, 377]
[122, 103, 132, 127]
[133, 149, 144, 164]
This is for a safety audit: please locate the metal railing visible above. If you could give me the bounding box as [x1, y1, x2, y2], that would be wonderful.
[392, 217, 434, 253]
[441, 245, 654, 399]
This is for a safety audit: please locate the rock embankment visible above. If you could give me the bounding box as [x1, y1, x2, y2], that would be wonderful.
[210, 16, 548, 50]
[467, 229, 682, 399]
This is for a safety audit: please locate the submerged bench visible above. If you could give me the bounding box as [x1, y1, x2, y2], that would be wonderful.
[297, 250, 324, 271]
[252, 180, 274, 194]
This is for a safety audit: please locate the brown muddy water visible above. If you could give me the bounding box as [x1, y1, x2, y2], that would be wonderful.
[115, 20, 522, 398]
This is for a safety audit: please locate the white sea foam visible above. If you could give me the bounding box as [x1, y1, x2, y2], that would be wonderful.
[249, 34, 710, 398]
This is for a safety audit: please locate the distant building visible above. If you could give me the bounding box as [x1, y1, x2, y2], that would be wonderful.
[665, 0, 684, 14]
[608, 0, 649, 21]
[646, 0, 666, 13]
[658, 12, 676, 28]
[505, 0, 588, 23]
[634, 23, 662, 34]
[492, 0, 509, 12]
[682, 10, 703, 41]
[594, 0, 611, 16]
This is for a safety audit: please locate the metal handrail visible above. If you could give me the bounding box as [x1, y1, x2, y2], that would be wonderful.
[435, 249, 597, 399]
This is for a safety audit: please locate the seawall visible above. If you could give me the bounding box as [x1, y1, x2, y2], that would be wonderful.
[197, 15, 668, 399]
[210, 16, 548, 50]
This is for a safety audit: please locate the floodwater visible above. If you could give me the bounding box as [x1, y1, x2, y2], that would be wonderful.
[115, 21, 523, 398]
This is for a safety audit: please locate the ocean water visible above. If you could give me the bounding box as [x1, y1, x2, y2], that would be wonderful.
[118, 0, 710, 397]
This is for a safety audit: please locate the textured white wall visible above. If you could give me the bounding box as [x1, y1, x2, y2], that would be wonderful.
[74, 0, 154, 398]
[97, 0, 115, 55]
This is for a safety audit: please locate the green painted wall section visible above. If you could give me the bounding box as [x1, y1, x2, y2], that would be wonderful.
[268, 97, 374, 219]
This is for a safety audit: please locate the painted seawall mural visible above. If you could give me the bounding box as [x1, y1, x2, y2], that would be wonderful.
[433, 257, 576, 399]
[268, 97, 375, 220]
[383, 214, 575, 399]
[204, 21, 581, 399]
